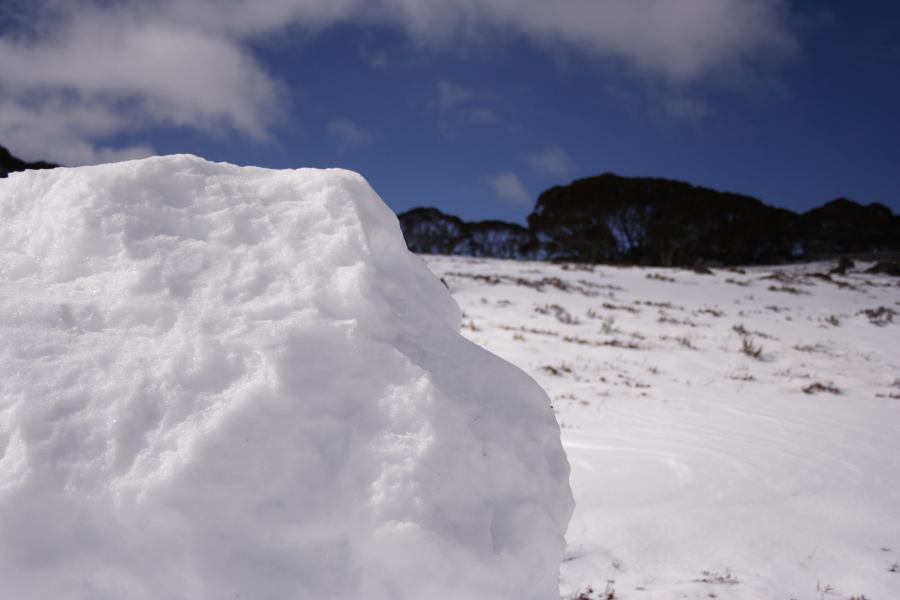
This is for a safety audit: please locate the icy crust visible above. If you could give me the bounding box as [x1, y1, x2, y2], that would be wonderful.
[0, 155, 573, 600]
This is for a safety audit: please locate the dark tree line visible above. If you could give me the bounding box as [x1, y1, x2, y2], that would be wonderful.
[527, 174, 796, 265]
[400, 173, 900, 266]
[526, 174, 899, 265]
[399, 207, 533, 259]
[0, 144, 58, 178]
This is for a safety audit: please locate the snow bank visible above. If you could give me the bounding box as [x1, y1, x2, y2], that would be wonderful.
[0, 155, 573, 600]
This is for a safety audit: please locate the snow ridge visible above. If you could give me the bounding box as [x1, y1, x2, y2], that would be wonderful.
[0, 155, 573, 600]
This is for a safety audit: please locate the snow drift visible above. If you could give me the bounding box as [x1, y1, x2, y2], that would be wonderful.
[0, 155, 573, 600]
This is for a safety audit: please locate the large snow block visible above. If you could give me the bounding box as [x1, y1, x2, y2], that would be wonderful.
[0, 155, 573, 600]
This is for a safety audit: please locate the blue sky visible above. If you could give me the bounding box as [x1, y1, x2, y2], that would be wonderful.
[1, 0, 898, 222]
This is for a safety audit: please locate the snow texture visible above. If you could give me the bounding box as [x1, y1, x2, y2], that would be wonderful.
[427, 255, 900, 600]
[0, 156, 573, 600]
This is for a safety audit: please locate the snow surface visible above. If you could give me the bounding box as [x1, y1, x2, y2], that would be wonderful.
[425, 256, 900, 600]
[0, 156, 573, 600]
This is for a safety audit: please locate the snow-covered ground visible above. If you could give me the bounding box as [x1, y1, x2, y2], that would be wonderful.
[3, 155, 898, 599]
[424, 255, 900, 600]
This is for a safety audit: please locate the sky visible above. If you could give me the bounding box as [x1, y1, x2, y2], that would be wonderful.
[1, 0, 898, 223]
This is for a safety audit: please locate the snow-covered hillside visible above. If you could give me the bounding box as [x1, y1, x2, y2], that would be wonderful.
[425, 255, 900, 600]
[0, 156, 572, 600]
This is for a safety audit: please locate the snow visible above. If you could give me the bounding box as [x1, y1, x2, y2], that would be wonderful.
[0, 155, 573, 600]
[425, 256, 900, 600]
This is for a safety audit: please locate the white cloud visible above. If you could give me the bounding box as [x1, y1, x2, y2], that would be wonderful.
[429, 80, 499, 133]
[0, 97, 156, 165]
[326, 118, 373, 149]
[486, 172, 531, 206]
[0, 1, 282, 164]
[528, 146, 575, 178]
[0, 0, 799, 164]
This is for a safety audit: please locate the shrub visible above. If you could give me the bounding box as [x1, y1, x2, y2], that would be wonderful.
[802, 382, 841, 395]
[740, 337, 763, 359]
[860, 306, 896, 326]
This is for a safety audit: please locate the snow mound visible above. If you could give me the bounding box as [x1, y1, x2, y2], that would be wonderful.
[0, 156, 573, 600]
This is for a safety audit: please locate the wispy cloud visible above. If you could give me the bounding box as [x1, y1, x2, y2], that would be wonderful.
[358, 33, 390, 70]
[430, 80, 499, 133]
[654, 93, 711, 121]
[528, 146, 575, 178]
[486, 172, 531, 206]
[0, 0, 799, 164]
[326, 118, 374, 150]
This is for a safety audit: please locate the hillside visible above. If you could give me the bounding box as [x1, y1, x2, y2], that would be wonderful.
[400, 174, 900, 266]
[424, 254, 900, 600]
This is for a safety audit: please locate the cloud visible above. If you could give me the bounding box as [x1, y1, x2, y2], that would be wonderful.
[0, 100, 156, 166]
[528, 146, 575, 178]
[0, 1, 282, 164]
[326, 118, 373, 149]
[654, 93, 711, 121]
[0, 0, 799, 164]
[486, 172, 531, 205]
[358, 33, 390, 70]
[430, 80, 499, 133]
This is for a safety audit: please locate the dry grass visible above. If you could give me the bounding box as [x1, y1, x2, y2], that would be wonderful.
[733, 324, 777, 340]
[802, 382, 842, 395]
[725, 278, 752, 287]
[535, 303, 580, 325]
[740, 337, 763, 359]
[860, 306, 896, 326]
[695, 569, 739, 585]
[541, 364, 573, 377]
[659, 315, 699, 327]
[768, 284, 809, 295]
[562, 335, 641, 350]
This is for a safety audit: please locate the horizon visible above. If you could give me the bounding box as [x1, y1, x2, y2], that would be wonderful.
[6, 145, 893, 226]
[2, 0, 898, 223]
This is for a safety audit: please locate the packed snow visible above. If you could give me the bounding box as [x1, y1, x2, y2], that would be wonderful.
[0, 156, 573, 600]
[425, 255, 900, 600]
